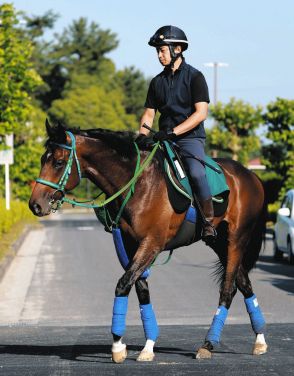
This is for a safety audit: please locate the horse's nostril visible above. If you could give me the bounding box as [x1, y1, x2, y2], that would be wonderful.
[33, 203, 42, 215]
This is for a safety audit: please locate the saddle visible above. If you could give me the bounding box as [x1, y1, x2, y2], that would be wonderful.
[157, 141, 230, 217]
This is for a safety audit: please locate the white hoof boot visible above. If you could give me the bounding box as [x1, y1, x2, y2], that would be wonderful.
[196, 347, 212, 359]
[112, 339, 127, 363]
[253, 334, 268, 355]
[112, 347, 127, 363]
[137, 350, 155, 362]
[253, 343, 268, 355]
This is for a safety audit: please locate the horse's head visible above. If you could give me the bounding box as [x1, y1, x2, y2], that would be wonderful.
[29, 119, 82, 216]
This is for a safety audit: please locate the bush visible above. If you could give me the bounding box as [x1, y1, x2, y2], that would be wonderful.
[268, 201, 280, 224]
[0, 199, 36, 237]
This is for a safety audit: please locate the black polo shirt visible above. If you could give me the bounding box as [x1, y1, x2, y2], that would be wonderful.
[144, 58, 210, 138]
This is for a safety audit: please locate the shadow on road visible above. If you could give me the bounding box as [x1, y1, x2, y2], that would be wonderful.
[0, 343, 253, 365]
[0, 343, 113, 363]
[0, 343, 196, 363]
[257, 245, 294, 295]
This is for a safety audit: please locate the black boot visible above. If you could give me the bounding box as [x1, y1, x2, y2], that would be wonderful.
[199, 198, 217, 246]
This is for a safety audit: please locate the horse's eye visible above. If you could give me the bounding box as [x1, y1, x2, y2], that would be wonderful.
[54, 160, 65, 169]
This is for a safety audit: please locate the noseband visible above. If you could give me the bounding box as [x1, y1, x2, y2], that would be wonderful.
[36, 131, 82, 211]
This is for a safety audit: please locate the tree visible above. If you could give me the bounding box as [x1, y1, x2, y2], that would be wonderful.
[54, 17, 118, 74]
[24, 10, 59, 40]
[0, 3, 42, 135]
[49, 84, 137, 131]
[116, 67, 149, 122]
[209, 98, 263, 164]
[262, 98, 294, 199]
[10, 105, 47, 200]
[34, 17, 119, 109]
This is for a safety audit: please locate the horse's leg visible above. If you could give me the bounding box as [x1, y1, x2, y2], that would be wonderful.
[196, 243, 241, 359]
[111, 238, 159, 363]
[236, 265, 267, 355]
[135, 278, 159, 361]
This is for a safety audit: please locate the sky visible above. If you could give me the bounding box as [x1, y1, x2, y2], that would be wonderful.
[10, 0, 294, 107]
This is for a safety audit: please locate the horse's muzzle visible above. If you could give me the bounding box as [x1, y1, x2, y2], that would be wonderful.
[29, 198, 51, 217]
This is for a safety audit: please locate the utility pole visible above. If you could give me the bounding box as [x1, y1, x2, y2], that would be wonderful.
[204, 62, 229, 104]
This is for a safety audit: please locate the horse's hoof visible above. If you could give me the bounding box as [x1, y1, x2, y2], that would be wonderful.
[195, 347, 212, 359]
[253, 343, 268, 355]
[137, 350, 155, 362]
[112, 348, 127, 363]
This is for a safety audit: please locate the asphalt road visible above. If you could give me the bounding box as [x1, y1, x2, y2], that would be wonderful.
[0, 211, 293, 375]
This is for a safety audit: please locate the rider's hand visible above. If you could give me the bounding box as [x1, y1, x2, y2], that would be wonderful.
[135, 134, 154, 149]
[153, 130, 177, 142]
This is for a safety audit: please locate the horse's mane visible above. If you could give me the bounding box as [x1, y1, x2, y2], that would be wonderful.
[46, 123, 138, 159]
[75, 127, 137, 159]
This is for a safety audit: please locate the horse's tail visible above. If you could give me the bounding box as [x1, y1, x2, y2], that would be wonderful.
[242, 179, 268, 272]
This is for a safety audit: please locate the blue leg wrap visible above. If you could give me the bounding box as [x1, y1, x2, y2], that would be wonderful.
[112, 228, 150, 279]
[245, 294, 266, 334]
[206, 305, 228, 345]
[111, 297, 128, 337]
[140, 303, 159, 341]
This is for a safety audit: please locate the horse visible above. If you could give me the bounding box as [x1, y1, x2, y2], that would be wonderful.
[29, 120, 268, 363]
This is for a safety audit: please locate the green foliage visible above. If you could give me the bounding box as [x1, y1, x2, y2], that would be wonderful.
[116, 67, 149, 121]
[209, 98, 263, 164]
[9, 106, 46, 201]
[55, 17, 118, 74]
[267, 201, 281, 223]
[0, 3, 42, 135]
[0, 198, 35, 236]
[49, 84, 137, 131]
[24, 10, 59, 40]
[35, 17, 119, 108]
[262, 97, 294, 199]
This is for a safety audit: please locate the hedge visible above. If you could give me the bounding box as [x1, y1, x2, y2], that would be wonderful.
[0, 198, 36, 237]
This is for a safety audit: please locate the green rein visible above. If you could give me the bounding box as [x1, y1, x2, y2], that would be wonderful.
[36, 131, 160, 227]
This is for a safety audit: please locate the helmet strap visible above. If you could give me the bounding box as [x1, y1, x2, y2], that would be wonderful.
[168, 45, 182, 69]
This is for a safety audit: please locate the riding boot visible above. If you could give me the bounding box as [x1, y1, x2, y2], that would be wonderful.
[199, 197, 217, 246]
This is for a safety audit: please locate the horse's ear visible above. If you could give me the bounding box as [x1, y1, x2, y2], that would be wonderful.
[45, 118, 66, 144]
[56, 121, 67, 144]
[45, 118, 53, 138]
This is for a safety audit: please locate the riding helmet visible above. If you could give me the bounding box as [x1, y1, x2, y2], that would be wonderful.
[148, 25, 188, 51]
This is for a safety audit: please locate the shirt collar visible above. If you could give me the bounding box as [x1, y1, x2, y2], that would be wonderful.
[177, 57, 186, 71]
[164, 57, 186, 75]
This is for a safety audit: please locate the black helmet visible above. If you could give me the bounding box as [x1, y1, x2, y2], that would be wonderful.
[148, 25, 188, 51]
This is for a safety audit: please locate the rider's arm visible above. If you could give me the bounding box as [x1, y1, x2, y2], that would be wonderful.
[173, 102, 208, 136]
[139, 108, 156, 135]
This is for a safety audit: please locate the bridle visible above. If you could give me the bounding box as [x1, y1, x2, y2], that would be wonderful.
[35, 131, 82, 211]
[34, 130, 160, 219]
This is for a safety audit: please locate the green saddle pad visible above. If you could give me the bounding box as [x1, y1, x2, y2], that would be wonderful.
[205, 156, 229, 197]
[163, 141, 229, 199]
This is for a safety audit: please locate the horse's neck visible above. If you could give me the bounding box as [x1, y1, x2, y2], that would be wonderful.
[80, 137, 136, 196]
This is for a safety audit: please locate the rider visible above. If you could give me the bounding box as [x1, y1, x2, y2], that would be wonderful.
[136, 25, 216, 244]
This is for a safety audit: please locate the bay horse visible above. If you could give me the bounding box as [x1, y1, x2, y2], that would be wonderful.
[29, 121, 268, 363]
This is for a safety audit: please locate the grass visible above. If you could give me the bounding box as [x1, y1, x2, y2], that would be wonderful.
[0, 219, 40, 263]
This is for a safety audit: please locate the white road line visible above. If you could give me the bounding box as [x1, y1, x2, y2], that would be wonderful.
[76, 226, 94, 231]
[0, 229, 45, 325]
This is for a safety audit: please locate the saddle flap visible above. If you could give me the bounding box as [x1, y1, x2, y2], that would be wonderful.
[162, 141, 193, 198]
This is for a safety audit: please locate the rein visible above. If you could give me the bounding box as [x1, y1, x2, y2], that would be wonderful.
[35, 131, 160, 225]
